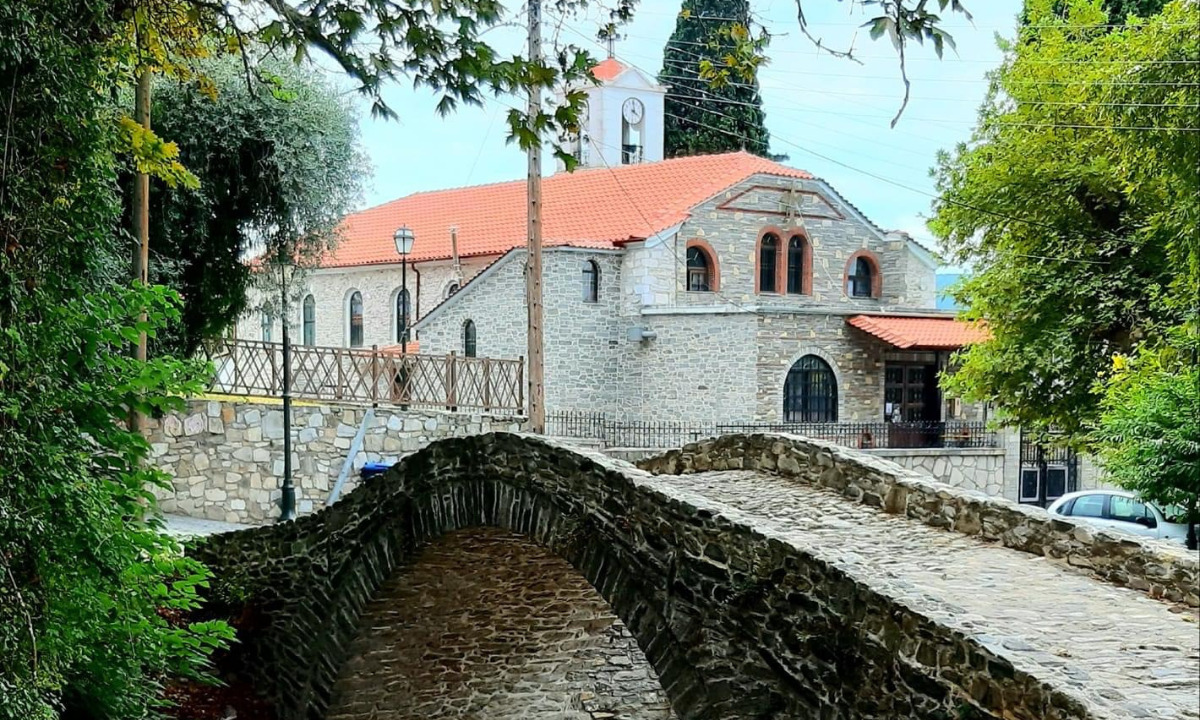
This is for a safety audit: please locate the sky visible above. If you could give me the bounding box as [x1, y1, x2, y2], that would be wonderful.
[339, 0, 1025, 262]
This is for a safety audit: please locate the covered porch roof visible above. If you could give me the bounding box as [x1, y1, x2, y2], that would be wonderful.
[847, 315, 987, 350]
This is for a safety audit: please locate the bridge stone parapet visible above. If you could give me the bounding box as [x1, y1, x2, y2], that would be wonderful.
[638, 433, 1199, 608]
[185, 432, 1191, 720]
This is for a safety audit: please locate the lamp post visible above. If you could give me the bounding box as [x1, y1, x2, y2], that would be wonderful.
[279, 261, 296, 521]
[394, 226, 414, 352]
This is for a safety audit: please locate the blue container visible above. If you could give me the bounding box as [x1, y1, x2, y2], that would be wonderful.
[359, 462, 392, 480]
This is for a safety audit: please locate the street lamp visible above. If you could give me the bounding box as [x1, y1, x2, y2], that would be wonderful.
[394, 226, 414, 352]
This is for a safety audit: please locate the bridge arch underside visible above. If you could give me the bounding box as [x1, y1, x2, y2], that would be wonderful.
[194, 434, 1088, 720]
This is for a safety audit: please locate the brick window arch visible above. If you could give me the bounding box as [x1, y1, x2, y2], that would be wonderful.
[844, 249, 882, 299]
[786, 234, 812, 295]
[685, 239, 720, 292]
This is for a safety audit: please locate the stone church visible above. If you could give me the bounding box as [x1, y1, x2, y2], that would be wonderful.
[243, 58, 983, 430]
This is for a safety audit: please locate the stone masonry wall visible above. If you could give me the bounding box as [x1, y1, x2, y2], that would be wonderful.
[326, 527, 675, 720]
[239, 256, 493, 348]
[145, 398, 522, 523]
[872, 449, 1007, 497]
[418, 248, 629, 416]
[193, 433, 1124, 720]
[639, 434, 1199, 607]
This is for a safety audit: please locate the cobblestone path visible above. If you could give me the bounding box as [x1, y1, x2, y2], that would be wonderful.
[326, 527, 676, 720]
[674, 470, 1200, 720]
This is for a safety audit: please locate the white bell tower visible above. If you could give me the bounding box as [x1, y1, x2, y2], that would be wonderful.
[557, 54, 667, 172]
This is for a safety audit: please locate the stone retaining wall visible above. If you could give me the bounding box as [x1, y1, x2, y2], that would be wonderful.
[871, 448, 1007, 497]
[193, 433, 1098, 720]
[638, 433, 1199, 607]
[145, 398, 523, 523]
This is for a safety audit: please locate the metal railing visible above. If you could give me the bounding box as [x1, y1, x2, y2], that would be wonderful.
[206, 339, 524, 414]
[547, 411, 997, 450]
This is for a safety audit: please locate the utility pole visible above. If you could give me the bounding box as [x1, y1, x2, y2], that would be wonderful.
[130, 67, 151, 431]
[525, 0, 546, 433]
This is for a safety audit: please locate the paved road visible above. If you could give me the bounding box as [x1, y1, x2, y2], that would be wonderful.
[676, 470, 1199, 720]
[162, 513, 258, 538]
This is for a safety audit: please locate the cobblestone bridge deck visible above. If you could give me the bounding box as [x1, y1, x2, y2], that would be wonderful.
[193, 433, 1199, 720]
[671, 469, 1199, 720]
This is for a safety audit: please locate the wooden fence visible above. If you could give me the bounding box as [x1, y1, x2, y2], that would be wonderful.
[206, 339, 524, 414]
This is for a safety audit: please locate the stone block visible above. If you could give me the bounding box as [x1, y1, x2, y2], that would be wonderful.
[299, 427, 319, 444]
[163, 414, 184, 437]
[204, 487, 226, 502]
[221, 405, 236, 423]
[206, 401, 221, 418]
[246, 426, 262, 442]
[193, 453, 210, 471]
[336, 423, 358, 438]
[263, 411, 285, 440]
[244, 409, 262, 425]
[308, 412, 325, 428]
[183, 413, 206, 436]
[386, 415, 404, 431]
[334, 437, 352, 450]
[253, 448, 271, 463]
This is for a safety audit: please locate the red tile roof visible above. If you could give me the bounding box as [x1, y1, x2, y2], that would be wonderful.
[847, 315, 988, 350]
[591, 57, 627, 82]
[326, 151, 812, 267]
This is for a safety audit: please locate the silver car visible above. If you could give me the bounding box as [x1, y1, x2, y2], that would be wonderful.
[1047, 489, 1193, 545]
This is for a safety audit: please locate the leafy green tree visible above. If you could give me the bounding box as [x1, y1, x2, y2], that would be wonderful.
[146, 55, 366, 356]
[660, 0, 773, 157]
[1092, 328, 1199, 548]
[929, 0, 1199, 440]
[0, 2, 232, 717]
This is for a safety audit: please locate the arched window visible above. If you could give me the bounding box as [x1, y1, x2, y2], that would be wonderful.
[302, 295, 316, 346]
[582, 260, 600, 303]
[347, 291, 363, 348]
[446, 282, 460, 298]
[395, 288, 411, 342]
[758, 232, 780, 293]
[463, 319, 477, 357]
[686, 246, 712, 292]
[260, 310, 272, 343]
[787, 236, 807, 294]
[844, 253, 883, 297]
[784, 355, 838, 423]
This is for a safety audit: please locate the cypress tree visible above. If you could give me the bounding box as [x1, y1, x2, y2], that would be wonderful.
[659, 0, 773, 158]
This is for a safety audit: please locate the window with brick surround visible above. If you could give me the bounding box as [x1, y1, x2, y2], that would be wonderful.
[686, 246, 712, 292]
[759, 233, 779, 293]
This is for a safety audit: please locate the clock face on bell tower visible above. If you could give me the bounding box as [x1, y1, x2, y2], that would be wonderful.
[622, 97, 644, 125]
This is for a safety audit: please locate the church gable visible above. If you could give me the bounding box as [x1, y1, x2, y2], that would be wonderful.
[715, 184, 844, 222]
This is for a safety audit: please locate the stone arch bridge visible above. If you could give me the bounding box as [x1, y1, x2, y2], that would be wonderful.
[193, 433, 1199, 720]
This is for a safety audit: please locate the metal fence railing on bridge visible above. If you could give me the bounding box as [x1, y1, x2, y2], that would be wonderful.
[206, 339, 525, 415]
[547, 411, 997, 450]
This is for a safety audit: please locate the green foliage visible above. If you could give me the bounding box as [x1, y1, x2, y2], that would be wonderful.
[660, 0, 774, 158]
[146, 53, 366, 356]
[0, 1, 231, 717]
[1092, 327, 1200, 520]
[930, 0, 1199, 442]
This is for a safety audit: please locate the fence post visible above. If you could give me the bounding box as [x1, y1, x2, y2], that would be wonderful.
[370, 344, 379, 405]
[446, 351, 457, 410]
[518, 356, 525, 415]
[336, 347, 345, 400]
[268, 342, 279, 396]
[483, 359, 492, 411]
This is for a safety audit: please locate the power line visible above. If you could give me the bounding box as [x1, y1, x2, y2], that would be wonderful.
[657, 36, 1200, 64]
